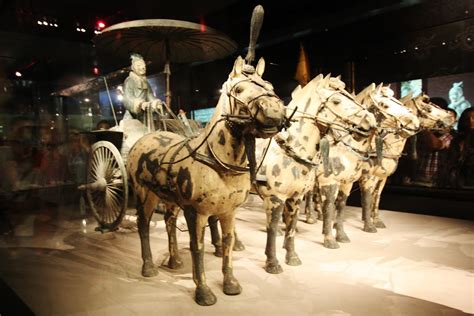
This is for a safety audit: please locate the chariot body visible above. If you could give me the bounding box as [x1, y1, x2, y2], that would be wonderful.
[79, 107, 201, 232]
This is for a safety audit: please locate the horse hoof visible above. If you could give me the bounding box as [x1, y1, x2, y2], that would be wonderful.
[323, 239, 340, 249]
[195, 285, 217, 306]
[214, 246, 223, 257]
[265, 261, 283, 274]
[336, 234, 351, 243]
[306, 217, 316, 224]
[374, 220, 386, 229]
[285, 254, 302, 266]
[233, 240, 245, 251]
[223, 277, 242, 295]
[167, 256, 183, 270]
[363, 225, 377, 233]
[142, 263, 158, 277]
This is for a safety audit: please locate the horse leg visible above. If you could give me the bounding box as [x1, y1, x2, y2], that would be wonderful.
[264, 195, 284, 274]
[321, 184, 339, 249]
[208, 215, 223, 257]
[304, 189, 316, 224]
[164, 205, 183, 269]
[183, 207, 216, 306]
[372, 178, 387, 228]
[136, 190, 158, 277]
[314, 188, 324, 221]
[208, 216, 244, 256]
[283, 198, 302, 266]
[359, 175, 377, 233]
[219, 213, 242, 295]
[233, 230, 245, 251]
[335, 183, 351, 243]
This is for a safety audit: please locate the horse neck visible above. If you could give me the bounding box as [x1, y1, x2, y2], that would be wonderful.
[283, 93, 322, 159]
[202, 89, 246, 167]
[373, 132, 408, 158]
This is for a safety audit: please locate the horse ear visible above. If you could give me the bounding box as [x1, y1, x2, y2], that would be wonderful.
[256, 57, 265, 77]
[336, 75, 341, 80]
[370, 83, 376, 90]
[355, 90, 364, 103]
[291, 85, 302, 99]
[231, 56, 244, 77]
[313, 74, 323, 83]
[376, 83, 383, 94]
[322, 73, 331, 87]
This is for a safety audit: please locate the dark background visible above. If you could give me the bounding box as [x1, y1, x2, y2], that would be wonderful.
[0, 0, 473, 113]
[0, 0, 473, 219]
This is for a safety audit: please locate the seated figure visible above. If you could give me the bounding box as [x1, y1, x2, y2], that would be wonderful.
[123, 53, 164, 131]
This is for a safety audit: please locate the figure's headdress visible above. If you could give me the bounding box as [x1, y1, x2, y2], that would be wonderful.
[449, 81, 464, 95]
[130, 53, 144, 64]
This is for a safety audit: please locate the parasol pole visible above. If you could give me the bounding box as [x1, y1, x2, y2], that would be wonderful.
[245, 5, 264, 65]
[103, 76, 119, 126]
[164, 38, 172, 109]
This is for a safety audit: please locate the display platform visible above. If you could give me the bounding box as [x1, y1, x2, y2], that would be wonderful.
[0, 195, 472, 315]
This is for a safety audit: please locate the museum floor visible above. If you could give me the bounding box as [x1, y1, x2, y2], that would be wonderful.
[0, 195, 473, 316]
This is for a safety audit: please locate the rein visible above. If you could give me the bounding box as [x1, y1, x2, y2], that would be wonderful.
[287, 89, 372, 137]
[409, 98, 448, 132]
[159, 73, 285, 177]
[274, 134, 319, 168]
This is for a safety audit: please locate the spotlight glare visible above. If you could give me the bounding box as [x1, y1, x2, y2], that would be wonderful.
[15, 71, 22, 77]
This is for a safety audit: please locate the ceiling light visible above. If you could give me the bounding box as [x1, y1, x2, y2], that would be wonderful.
[15, 71, 22, 77]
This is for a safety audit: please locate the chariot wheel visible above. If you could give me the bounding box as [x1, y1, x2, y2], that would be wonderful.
[84, 141, 128, 232]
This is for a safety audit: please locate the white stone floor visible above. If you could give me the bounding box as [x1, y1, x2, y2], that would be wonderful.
[0, 195, 473, 316]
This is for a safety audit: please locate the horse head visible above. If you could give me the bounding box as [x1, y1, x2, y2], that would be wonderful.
[313, 74, 377, 135]
[401, 92, 456, 131]
[358, 83, 420, 138]
[221, 56, 286, 139]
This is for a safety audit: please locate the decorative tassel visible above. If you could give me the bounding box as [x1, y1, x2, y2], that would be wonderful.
[320, 136, 331, 177]
[244, 135, 257, 185]
[376, 134, 383, 166]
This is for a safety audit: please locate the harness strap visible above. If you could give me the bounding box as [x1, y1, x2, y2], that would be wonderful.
[274, 134, 319, 168]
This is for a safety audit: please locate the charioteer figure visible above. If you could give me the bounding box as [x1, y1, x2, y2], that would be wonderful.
[123, 53, 164, 131]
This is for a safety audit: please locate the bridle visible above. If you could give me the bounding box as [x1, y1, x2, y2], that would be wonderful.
[409, 97, 449, 131]
[368, 92, 419, 137]
[220, 72, 291, 134]
[288, 87, 373, 137]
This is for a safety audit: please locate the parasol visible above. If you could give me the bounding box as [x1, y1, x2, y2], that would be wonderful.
[93, 19, 238, 107]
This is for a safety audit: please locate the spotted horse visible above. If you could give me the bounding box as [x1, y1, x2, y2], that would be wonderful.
[306, 84, 420, 243]
[127, 56, 287, 305]
[254, 74, 376, 273]
[357, 91, 455, 231]
[298, 80, 387, 249]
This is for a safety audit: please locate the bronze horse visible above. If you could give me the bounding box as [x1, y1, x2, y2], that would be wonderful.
[127, 56, 286, 305]
[255, 74, 376, 273]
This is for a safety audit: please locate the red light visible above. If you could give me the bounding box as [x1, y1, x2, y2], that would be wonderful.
[199, 16, 206, 32]
[93, 67, 100, 75]
[97, 20, 106, 29]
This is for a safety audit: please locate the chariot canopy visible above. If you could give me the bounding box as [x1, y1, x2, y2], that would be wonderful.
[93, 19, 238, 107]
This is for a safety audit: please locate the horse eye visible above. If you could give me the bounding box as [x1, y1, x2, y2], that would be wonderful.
[332, 97, 341, 104]
[235, 87, 243, 94]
